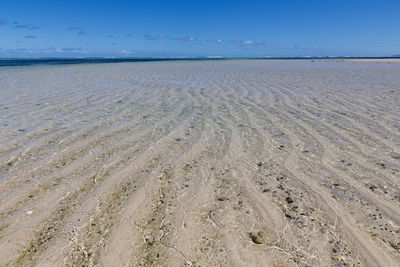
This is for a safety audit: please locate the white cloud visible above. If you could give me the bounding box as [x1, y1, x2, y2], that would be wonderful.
[172, 36, 197, 41]
[120, 50, 131, 55]
[144, 34, 167, 40]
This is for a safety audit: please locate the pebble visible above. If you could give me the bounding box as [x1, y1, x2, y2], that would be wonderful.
[249, 231, 266, 244]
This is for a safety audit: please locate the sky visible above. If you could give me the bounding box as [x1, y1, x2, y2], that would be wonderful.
[0, 0, 399, 57]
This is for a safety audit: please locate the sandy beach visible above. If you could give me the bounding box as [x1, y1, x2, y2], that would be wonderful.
[342, 58, 400, 64]
[0, 60, 399, 266]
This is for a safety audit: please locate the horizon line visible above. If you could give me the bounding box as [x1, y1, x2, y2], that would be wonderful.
[1, 56, 400, 60]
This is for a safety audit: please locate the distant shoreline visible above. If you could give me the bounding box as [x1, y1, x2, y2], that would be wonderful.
[341, 58, 400, 64]
[1, 56, 400, 67]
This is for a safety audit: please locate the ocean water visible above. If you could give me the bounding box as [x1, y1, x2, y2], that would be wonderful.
[0, 58, 194, 67]
[1, 57, 399, 67]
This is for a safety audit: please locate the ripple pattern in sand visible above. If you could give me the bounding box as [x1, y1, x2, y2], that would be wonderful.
[0, 60, 399, 266]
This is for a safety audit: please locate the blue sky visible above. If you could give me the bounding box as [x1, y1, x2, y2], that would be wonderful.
[0, 0, 399, 57]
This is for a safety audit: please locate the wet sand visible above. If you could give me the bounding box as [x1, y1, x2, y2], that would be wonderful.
[343, 58, 400, 64]
[0, 60, 399, 266]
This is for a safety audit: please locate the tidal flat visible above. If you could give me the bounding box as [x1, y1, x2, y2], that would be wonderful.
[0, 60, 399, 266]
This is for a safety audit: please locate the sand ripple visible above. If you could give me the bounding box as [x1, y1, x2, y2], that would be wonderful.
[0, 60, 399, 266]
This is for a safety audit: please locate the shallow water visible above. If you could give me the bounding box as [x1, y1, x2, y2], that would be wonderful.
[0, 60, 399, 266]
